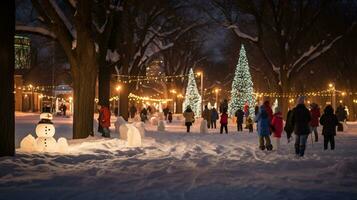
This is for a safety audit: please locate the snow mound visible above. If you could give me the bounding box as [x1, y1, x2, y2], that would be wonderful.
[200, 120, 209, 133]
[126, 124, 142, 147]
[158, 120, 165, 131]
[150, 117, 158, 125]
[119, 124, 129, 140]
[20, 134, 36, 152]
[133, 122, 146, 137]
[57, 137, 69, 153]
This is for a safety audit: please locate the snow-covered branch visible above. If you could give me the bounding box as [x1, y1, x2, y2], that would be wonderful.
[49, 0, 76, 39]
[227, 24, 258, 42]
[288, 35, 343, 77]
[93, 15, 108, 34]
[15, 25, 56, 38]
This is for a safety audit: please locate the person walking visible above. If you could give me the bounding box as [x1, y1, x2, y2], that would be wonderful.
[220, 108, 228, 134]
[320, 105, 339, 150]
[336, 104, 347, 122]
[129, 104, 137, 119]
[211, 107, 219, 129]
[183, 106, 195, 133]
[62, 104, 67, 117]
[310, 103, 321, 142]
[219, 99, 228, 113]
[292, 96, 311, 157]
[140, 108, 148, 122]
[97, 104, 111, 138]
[255, 105, 273, 151]
[163, 106, 170, 120]
[168, 111, 173, 123]
[284, 108, 294, 143]
[263, 100, 273, 123]
[202, 105, 212, 128]
[271, 108, 283, 151]
[235, 108, 244, 132]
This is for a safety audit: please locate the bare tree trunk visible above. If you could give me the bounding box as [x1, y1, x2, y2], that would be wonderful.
[98, 64, 111, 107]
[72, 59, 97, 139]
[0, 0, 15, 156]
[119, 85, 129, 120]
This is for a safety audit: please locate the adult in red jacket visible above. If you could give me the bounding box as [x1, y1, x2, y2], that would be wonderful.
[310, 103, 321, 142]
[98, 104, 111, 138]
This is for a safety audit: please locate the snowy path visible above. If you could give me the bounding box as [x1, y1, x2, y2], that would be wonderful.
[1, 113, 357, 200]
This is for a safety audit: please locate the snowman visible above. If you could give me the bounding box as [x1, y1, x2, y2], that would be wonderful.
[35, 113, 58, 152]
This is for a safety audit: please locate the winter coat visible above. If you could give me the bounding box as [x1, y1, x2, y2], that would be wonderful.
[284, 110, 294, 139]
[336, 106, 347, 122]
[202, 108, 212, 121]
[129, 106, 137, 118]
[220, 113, 228, 124]
[163, 107, 170, 116]
[263, 102, 273, 122]
[310, 106, 321, 127]
[99, 106, 111, 128]
[320, 109, 339, 136]
[255, 106, 271, 137]
[219, 100, 228, 113]
[211, 108, 219, 121]
[271, 112, 283, 138]
[244, 104, 250, 117]
[183, 110, 195, 123]
[292, 104, 311, 135]
[235, 109, 244, 124]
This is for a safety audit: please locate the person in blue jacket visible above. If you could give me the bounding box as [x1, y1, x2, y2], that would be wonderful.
[255, 105, 273, 151]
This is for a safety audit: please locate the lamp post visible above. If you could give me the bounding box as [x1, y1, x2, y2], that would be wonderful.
[170, 89, 177, 113]
[116, 85, 122, 116]
[329, 83, 336, 110]
[214, 88, 220, 108]
[197, 71, 203, 113]
[29, 84, 34, 112]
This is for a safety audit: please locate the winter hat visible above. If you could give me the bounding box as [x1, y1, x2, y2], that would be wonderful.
[297, 96, 306, 105]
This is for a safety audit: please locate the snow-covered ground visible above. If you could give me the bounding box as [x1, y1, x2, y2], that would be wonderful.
[1, 112, 357, 200]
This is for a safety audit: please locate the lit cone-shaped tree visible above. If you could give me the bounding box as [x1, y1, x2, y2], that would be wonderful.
[228, 45, 255, 117]
[183, 68, 201, 117]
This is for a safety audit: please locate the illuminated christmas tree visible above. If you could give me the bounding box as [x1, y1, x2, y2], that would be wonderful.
[228, 45, 255, 117]
[183, 68, 201, 117]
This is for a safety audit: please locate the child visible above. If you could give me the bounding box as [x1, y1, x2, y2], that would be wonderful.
[235, 108, 244, 132]
[168, 111, 173, 123]
[320, 105, 339, 150]
[271, 108, 283, 151]
[220, 108, 228, 134]
[246, 116, 253, 133]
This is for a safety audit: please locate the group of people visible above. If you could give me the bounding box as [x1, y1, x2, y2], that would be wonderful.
[282, 97, 341, 157]
[183, 100, 231, 134]
[97, 97, 346, 157]
[59, 103, 67, 117]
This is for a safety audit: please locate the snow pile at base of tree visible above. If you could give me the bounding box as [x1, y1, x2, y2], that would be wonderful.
[200, 120, 209, 133]
[2, 113, 357, 200]
[157, 120, 165, 131]
[150, 117, 158, 125]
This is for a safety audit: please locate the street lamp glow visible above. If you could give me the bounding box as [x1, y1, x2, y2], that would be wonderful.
[214, 88, 220, 93]
[116, 85, 122, 91]
[328, 83, 334, 88]
[197, 72, 202, 76]
[341, 92, 346, 96]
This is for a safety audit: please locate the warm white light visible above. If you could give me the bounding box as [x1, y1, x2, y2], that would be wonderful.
[116, 85, 122, 91]
[328, 83, 333, 88]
